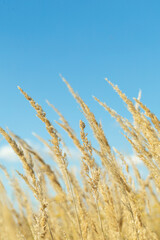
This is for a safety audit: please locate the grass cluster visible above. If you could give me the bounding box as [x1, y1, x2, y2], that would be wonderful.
[0, 78, 160, 240]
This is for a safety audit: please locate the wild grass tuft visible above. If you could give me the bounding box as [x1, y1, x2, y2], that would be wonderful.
[0, 79, 159, 240]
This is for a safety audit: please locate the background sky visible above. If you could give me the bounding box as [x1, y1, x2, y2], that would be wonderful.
[0, 1, 160, 178]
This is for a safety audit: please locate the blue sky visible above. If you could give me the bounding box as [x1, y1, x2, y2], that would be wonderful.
[0, 1, 160, 176]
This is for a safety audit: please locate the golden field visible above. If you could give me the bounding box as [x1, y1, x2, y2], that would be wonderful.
[0, 78, 160, 240]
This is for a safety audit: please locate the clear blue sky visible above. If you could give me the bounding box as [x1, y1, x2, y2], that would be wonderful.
[0, 1, 160, 171]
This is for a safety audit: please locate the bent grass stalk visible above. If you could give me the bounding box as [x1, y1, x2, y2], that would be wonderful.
[18, 86, 84, 240]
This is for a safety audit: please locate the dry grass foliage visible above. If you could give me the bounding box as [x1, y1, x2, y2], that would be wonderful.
[0, 78, 160, 240]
